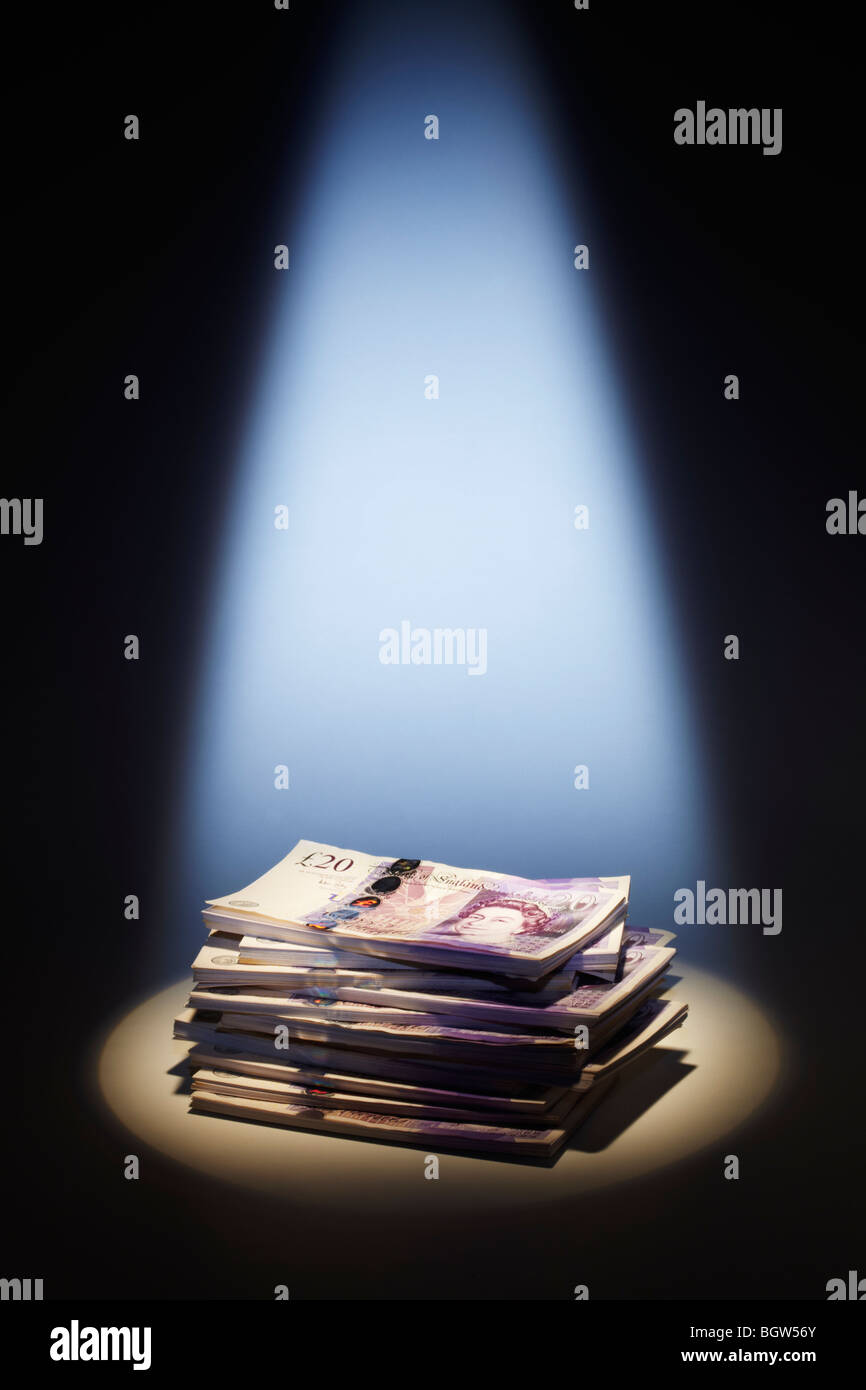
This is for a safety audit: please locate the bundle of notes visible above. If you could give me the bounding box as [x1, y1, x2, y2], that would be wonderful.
[174, 841, 686, 1159]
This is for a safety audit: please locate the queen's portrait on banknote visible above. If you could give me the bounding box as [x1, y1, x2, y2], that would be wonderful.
[422, 894, 553, 945]
[423, 890, 601, 948]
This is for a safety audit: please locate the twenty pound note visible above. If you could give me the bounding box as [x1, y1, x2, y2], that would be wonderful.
[205, 840, 629, 981]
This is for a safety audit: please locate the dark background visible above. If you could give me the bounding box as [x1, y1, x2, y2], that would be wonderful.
[1, 0, 862, 1299]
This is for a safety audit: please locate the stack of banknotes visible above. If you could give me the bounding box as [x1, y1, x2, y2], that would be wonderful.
[173, 840, 686, 1160]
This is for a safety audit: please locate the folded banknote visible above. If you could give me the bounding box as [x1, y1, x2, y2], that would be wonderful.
[204, 840, 629, 980]
[186, 942, 674, 1034]
[189, 1075, 616, 1159]
[192, 938, 574, 998]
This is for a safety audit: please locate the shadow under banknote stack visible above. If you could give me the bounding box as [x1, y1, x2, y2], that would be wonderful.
[173, 840, 686, 1160]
